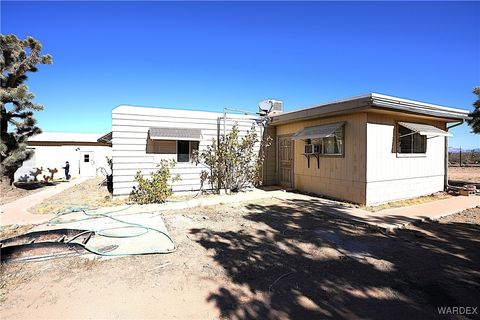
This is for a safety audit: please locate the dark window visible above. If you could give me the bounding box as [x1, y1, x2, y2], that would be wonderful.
[177, 141, 190, 162]
[398, 125, 426, 154]
[84, 154, 90, 162]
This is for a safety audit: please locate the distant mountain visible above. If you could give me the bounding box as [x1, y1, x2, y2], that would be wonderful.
[449, 147, 480, 153]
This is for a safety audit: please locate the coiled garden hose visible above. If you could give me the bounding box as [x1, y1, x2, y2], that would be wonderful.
[45, 205, 177, 256]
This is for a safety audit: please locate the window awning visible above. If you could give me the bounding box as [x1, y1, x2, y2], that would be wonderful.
[149, 127, 203, 141]
[292, 122, 344, 140]
[398, 122, 452, 137]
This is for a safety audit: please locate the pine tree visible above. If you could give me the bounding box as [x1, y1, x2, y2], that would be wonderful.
[467, 87, 480, 134]
[0, 34, 52, 187]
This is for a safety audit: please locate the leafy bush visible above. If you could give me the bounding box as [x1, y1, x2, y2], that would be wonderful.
[192, 123, 272, 194]
[129, 160, 181, 204]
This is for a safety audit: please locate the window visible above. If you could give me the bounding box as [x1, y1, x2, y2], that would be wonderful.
[398, 125, 426, 154]
[309, 127, 344, 155]
[177, 141, 199, 162]
[84, 154, 90, 163]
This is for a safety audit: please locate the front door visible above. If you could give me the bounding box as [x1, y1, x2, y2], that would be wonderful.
[278, 136, 293, 188]
[80, 152, 95, 177]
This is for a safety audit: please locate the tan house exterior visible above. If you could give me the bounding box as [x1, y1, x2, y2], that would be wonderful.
[265, 93, 470, 205]
[111, 93, 470, 205]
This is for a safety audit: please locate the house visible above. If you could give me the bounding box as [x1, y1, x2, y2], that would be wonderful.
[15, 132, 112, 182]
[111, 105, 263, 197]
[111, 93, 470, 205]
[265, 93, 470, 205]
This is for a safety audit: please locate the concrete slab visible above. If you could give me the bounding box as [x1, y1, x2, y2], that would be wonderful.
[274, 192, 480, 231]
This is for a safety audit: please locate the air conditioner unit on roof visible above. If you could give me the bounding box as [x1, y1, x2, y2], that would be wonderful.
[258, 99, 283, 115]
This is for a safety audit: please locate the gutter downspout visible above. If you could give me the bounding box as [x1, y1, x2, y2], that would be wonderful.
[444, 120, 464, 191]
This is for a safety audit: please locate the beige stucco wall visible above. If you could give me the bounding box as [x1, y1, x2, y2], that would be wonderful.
[365, 111, 447, 205]
[275, 112, 367, 204]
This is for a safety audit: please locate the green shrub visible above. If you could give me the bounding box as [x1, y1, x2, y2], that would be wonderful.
[129, 160, 181, 204]
[191, 123, 272, 194]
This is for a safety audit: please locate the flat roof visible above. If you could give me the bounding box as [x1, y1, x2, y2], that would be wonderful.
[270, 93, 470, 125]
[29, 132, 108, 143]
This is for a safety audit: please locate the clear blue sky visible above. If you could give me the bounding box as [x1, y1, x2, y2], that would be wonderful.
[2, 1, 479, 148]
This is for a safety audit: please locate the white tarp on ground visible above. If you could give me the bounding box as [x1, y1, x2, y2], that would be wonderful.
[32, 205, 175, 256]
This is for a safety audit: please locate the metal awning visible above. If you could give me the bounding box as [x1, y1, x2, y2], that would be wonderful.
[398, 122, 452, 137]
[97, 132, 112, 144]
[292, 122, 344, 140]
[149, 127, 202, 141]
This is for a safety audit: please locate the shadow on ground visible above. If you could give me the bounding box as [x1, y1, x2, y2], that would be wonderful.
[14, 181, 60, 190]
[190, 198, 480, 320]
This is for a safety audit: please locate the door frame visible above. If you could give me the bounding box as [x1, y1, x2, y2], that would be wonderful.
[276, 134, 294, 188]
[79, 151, 95, 177]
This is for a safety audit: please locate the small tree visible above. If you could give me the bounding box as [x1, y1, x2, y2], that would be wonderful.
[129, 160, 181, 204]
[0, 34, 52, 187]
[467, 86, 480, 134]
[192, 123, 272, 194]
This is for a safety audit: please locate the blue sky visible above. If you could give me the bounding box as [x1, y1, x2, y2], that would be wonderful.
[2, 1, 479, 148]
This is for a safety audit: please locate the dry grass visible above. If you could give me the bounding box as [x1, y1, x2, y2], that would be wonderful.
[29, 177, 126, 215]
[0, 263, 33, 303]
[65, 256, 103, 271]
[364, 192, 452, 212]
[0, 224, 35, 240]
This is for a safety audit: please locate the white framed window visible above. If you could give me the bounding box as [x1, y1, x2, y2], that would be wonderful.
[310, 127, 344, 156]
[397, 124, 427, 154]
[177, 141, 199, 162]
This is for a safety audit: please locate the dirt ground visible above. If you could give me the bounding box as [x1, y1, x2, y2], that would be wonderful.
[0, 181, 62, 205]
[28, 177, 125, 214]
[1, 198, 479, 320]
[449, 166, 480, 184]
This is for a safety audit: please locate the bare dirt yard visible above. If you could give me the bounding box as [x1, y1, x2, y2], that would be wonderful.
[1, 181, 61, 205]
[449, 166, 480, 184]
[1, 199, 479, 320]
[28, 177, 125, 214]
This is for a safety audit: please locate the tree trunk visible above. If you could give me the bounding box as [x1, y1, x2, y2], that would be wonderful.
[0, 176, 14, 193]
[0, 164, 16, 186]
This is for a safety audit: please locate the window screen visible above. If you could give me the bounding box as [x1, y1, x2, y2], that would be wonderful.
[310, 127, 344, 155]
[398, 125, 427, 154]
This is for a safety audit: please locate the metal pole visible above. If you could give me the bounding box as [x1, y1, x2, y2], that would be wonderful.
[459, 147, 462, 167]
[223, 108, 226, 137]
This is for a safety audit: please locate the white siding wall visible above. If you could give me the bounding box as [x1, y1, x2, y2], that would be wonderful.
[112, 105, 261, 196]
[14, 145, 111, 182]
[366, 119, 445, 205]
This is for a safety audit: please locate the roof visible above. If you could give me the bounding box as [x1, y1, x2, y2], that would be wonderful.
[98, 132, 113, 143]
[149, 127, 203, 141]
[113, 104, 259, 121]
[270, 93, 470, 125]
[28, 132, 109, 143]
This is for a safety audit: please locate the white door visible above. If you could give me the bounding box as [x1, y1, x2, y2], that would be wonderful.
[80, 152, 95, 177]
